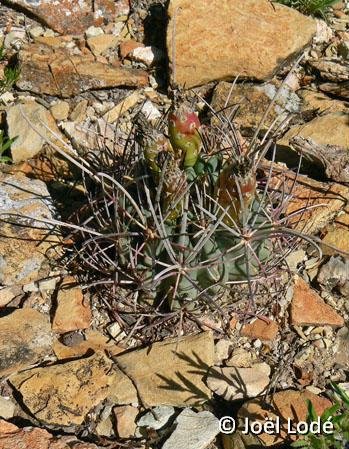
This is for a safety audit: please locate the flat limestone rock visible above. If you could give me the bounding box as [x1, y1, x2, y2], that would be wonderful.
[10, 352, 137, 426]
[290, 276, 344, 328]
[0, 419, 100, 449]
[7, 101, 65, 163]
[207, 363, 271, 401]
[4, 0, 116, 35]
[0, 172, 57, 286]
[167, 0, 316, 88]
[279, 112, 349, 150]
[53, 329, 125, 360]
[0, 308, 52, 378]
[162, 409, 219, 449]
[17, 43, 148, 97]
[268, 167, 349, 234]
[114, 332, 214, 407]
[52, 277, 92, 333]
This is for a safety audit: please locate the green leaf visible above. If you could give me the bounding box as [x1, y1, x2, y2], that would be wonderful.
[0, 137, 16, 154]
[332, 414, 344, 426]
[311, 434, 332, 449]
[307, 399, 318, 423]
[0, 156, 11, 163]
[291, 438, 310, 447]
[331, 383, 349, 407]
[321, 402, 340, 422]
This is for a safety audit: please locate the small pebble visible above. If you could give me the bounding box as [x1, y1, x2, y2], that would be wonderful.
[85, 26, 104, 38]
[29, 26, 44, 38]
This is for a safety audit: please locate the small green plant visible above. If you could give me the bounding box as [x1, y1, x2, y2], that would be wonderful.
[275, 0, 339, 17]
[291, 384, 349, 449]
[0, 64, 20, 95]
[0, 45, 20, 96]
[0, 130, 14, 163]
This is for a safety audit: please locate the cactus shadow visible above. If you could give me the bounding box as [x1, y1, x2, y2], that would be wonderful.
[156, 350, 249, 405]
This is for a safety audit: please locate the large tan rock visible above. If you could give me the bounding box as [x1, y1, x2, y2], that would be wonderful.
[268, 166, 349, 234]
[279, 112, 349, 150]
[6, 332, 212, 429]
[0, 308, 52, 378]
[167, 0, 316, 88]
[17, 43, 148, 98]
[290, 276, 344, 327]
[10, 352, 136, 426]
[7, 101, 65, 163]
[115, 332, 214, 407]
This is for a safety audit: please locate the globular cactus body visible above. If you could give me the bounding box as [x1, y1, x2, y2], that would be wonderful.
[70, 98, 303, 313]
[117, 130, 274, 309]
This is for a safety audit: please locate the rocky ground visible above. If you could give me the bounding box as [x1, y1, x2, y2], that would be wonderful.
[0, 0, 349, 448]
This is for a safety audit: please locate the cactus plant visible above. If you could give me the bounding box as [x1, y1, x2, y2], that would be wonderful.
[19, 83, 320, 319]
[54, 96, 310, 314]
